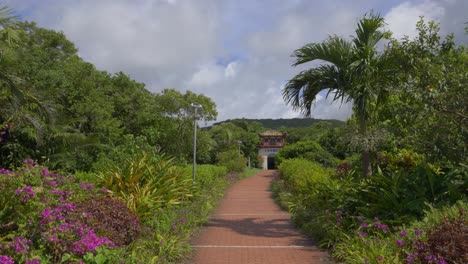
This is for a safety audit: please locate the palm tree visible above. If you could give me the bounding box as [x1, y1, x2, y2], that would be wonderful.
[283, 13, 393, 177]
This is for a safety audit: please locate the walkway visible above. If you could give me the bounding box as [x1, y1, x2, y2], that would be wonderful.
[191, 170, 331, 264]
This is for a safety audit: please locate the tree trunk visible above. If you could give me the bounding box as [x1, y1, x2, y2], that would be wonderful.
[362, 148, 372, 177]
[359, 119, 372, 177]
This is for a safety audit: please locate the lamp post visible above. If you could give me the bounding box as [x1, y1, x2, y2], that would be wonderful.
[237, 140, 242, 155]
[190, 102, 203, 183]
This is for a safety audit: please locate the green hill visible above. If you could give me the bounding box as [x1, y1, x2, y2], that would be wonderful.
[211, 118, 345, 129]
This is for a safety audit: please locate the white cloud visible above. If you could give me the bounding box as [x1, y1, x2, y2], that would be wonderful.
[385, 0, 445, 39]
[189, 63, 224, 87]
[224, 62, 239, 78]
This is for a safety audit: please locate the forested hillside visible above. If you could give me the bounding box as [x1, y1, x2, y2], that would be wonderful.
[212, 117, 344, 129]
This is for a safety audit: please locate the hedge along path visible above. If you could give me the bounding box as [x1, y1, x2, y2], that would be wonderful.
[190, 170, 332, 264]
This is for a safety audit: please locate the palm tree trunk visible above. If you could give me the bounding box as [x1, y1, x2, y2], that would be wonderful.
[359, 119, 372, 177]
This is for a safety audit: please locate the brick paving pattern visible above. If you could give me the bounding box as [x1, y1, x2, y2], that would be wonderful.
[191, 170, 332, 264]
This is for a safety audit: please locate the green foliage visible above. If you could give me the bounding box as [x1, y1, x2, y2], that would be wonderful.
[276, 140, 338, 167]
[97, 152, 193, 219]
[207, 120, 262, 167]
[213, 118, 344, 130]
[181, 164, 227, 189]
[273, 157, 467, 262]
[119, 164, 231, 263]
[217, 149, 247, 173]
[381, 18, 468, 164]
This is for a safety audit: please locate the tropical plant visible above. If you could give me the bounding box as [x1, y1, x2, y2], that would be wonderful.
[283, 13, 395, 177]
[97, 152, 193, 219]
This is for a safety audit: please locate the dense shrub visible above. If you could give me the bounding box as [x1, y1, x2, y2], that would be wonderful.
[274, 157, 467, 263]
[0, 160, 119, 263]
[412, 206, 467, 263]
[276, 140, 338, 167]
[217, 149, 247, 173]
[71, 196, 141, 247]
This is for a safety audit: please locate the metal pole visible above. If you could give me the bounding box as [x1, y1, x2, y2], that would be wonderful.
[190, 102, 202, 184]
[193, 112, 197, 183]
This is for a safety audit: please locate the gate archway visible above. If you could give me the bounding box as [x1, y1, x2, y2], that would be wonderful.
[267, 155, 276, 170]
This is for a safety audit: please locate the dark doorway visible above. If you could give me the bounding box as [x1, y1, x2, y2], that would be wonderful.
[267, 156, 276, 170]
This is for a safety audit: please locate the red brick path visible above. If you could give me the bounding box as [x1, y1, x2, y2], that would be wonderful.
[191, 170, 332, 264]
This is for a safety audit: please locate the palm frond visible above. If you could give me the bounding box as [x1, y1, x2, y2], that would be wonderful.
[283, 65, 350, 117]
[353, 13, 386, 58]
[293, 36, 353, 68]
[0, 5, 20, 47]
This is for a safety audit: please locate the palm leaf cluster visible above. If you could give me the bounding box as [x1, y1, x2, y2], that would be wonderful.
[283, 13, 391, 123]
[283, 14, 395, 177]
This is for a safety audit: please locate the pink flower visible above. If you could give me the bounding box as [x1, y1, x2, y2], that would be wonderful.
[396, 239, 404, 247]
[8, 236, 32, 254]
[0, 255, 14, 264]
[399, 230, 407, 237]
[79, 182, 94, 189]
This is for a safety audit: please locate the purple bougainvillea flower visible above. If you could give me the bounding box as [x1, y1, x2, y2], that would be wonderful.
[26, 259, 41, 264]
[9, 236, 32, 254]
[425, 255, 437, 261]
[0, 255, 14, 264]
[438, 257, 447, 264]
[399, 230, 407, 237]
[406, 252, 418, 264]
[414, 229, 423, 236]
[79, 182, 94, 189]
[396, 239, 404, 247]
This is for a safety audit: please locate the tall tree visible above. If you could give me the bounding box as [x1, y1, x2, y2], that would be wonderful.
[0, 7, 54, 167]
[283, 13, 394, 177]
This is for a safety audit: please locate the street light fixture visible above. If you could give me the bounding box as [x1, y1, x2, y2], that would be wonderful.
[237, 140, 242, 155]
[190, 102, 203, 183]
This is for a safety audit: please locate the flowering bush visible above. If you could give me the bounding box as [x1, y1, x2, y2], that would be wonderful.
[70, 196, 141, 246]
[0, 159, 124, 262]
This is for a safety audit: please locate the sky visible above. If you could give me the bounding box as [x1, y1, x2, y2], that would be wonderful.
[5, 0, 468, 123]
